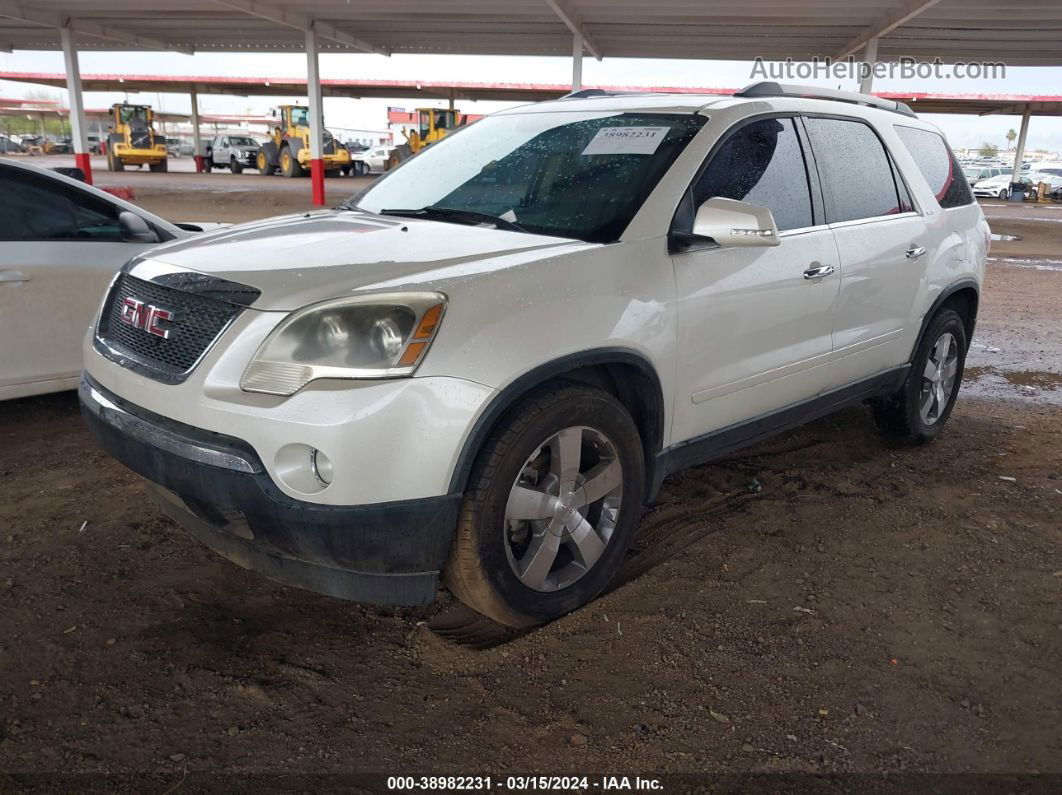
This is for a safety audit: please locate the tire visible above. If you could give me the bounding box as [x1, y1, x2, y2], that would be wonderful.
[280, 147, 304, 177]
[231, 156, 243, 175]
[444, 384, 645, 627]
[149, 159, 168, 173]
[108, 151, 124, 172]
[998, 188, 1009, 200]
[870, 309, 967, 443]
[255, 149, 275, 175]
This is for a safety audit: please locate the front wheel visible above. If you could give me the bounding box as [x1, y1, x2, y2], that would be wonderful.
[444, 384, 645, 627]
[870, 309, 967, 443]
[255, 150, 275, 175]
[231, 156, 243, 175]
[998, 188, 1009, 200]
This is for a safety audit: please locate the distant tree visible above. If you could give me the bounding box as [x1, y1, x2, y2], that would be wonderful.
[979, 142, 999, 158]
[1005, 128, 1017, 149]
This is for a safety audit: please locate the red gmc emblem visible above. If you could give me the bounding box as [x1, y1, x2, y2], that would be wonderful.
[119, 297, 174, 339]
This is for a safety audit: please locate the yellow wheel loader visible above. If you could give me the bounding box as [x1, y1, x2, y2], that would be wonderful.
[385, 108, 465, 170]
[105, 104, 168, 172]
[255, 105, 352, 177]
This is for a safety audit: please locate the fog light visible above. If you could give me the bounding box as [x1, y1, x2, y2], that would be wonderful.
[311, 448, 333, 486]
[274, 443, 334, 494]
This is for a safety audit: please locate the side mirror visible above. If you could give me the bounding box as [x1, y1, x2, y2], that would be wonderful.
[119, 211, 159, 244]
[673, 197, 781, 250]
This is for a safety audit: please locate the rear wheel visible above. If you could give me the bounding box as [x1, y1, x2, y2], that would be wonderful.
[108, 151, 124, 172]
[230, 156, 243, 175]
[870, 309, 967, 443]
[148, 159, 168, 173]
[444, 384, 645, 627]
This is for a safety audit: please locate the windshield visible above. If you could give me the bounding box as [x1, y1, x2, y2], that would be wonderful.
[119, 106, 148, 124]
[289, 107, 309, 126]
[229, 136, 258, 147]
[352, 110, 706, 243]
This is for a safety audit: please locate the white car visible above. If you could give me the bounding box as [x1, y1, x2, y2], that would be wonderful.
[971, 173, 1030, 199]
[349, 145, 394, 175]
[0, 159, 199, 401]
[80, 84, 987, 626]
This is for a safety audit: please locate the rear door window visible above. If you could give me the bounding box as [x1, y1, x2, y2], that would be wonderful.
[894, 126, 974, 208]
[691, 117, 814, 231]
[804, 117, 908, 223]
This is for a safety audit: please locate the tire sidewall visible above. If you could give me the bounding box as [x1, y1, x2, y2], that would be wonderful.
[904, 310, 967, 441]
[466, 391, 644, 625]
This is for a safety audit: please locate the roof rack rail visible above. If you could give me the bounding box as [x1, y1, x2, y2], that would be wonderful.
[561, 88, 661, 99]
[734, 81, 917, 118]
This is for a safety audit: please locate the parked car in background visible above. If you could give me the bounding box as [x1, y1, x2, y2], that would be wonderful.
[350, 145, 394, 175]
[972, 174, 1032, 199]
[166, 138, 183, 157]
[205, 134, 261, 173]
[81, 84, 987, 627]
[963, 165, 1003, 185]
[0, 159, 216, 401]
[0, 134, 24, 153]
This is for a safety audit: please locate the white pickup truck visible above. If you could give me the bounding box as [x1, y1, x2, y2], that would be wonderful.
[205, 134, 261, 174]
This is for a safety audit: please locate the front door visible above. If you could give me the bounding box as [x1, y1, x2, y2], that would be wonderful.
[0, 167, 156, 395]
[670, 116, 839, 444]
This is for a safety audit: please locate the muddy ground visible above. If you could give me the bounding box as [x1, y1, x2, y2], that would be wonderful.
[0, 192, 1060, 784]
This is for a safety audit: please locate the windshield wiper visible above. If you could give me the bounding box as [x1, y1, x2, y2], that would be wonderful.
[379, 205, 528, 233]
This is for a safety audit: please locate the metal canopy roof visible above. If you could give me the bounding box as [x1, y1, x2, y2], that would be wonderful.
[2, 1, 1062, 66]
[3, 71, 1062, 117]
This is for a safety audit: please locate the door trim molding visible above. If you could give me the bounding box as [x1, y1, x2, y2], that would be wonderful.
[656, 365, 909, 485]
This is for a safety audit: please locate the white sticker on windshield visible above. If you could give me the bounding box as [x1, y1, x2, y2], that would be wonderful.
[581, 126, 670, 156]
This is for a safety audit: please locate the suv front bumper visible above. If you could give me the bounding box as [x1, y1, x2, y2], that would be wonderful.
[79, 375, 460, 605]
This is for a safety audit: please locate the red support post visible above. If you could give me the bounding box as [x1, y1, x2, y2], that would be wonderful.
[74, 152, 93, 185]
[311, 159, 326, 206]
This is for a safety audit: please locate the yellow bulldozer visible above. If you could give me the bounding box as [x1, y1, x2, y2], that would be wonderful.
[255, 105, 352, 177]
[385, 107, 465, 170]
[105, 103, 168, 172]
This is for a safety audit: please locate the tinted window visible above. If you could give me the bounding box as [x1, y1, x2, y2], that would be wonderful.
[0, 167, 123, 242]
[805, 117, 906, 223]
[691, 118, 813, 231]
[895, 126, 974, 208]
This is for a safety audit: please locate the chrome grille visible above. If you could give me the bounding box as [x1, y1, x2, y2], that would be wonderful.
[95, 273, 242, 384]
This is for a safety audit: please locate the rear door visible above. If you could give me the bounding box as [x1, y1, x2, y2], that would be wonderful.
[802, 116, 927, 387]
[0, 166, 159, 394]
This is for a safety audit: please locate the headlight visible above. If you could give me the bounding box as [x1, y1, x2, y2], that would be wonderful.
[240, 292, 446, 396]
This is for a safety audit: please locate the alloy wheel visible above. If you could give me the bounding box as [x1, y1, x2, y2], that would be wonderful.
[503, 426, 623, 593]
[920, 332, 959, 425]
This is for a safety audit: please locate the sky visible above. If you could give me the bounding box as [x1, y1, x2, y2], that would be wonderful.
[2, 48, 1061, 155]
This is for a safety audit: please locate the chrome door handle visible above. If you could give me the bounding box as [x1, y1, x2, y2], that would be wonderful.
[0, 270, 29, 284]
[803, 264, 835, 280]
[906, 246, 927, 259]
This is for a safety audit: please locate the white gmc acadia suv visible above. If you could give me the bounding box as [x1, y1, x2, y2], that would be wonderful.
[81, 83, 988, 627]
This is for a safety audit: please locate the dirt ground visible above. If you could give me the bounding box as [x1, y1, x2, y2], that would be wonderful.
[1, 190, 1060, 784]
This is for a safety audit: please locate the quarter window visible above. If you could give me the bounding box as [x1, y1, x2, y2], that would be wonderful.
[894, 126, 973, 209]
[804, 117, 907, 223]
[691, 117, 813, 231]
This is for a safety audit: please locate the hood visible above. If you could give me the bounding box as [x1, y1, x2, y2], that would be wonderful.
[141, 210, 585, 310]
